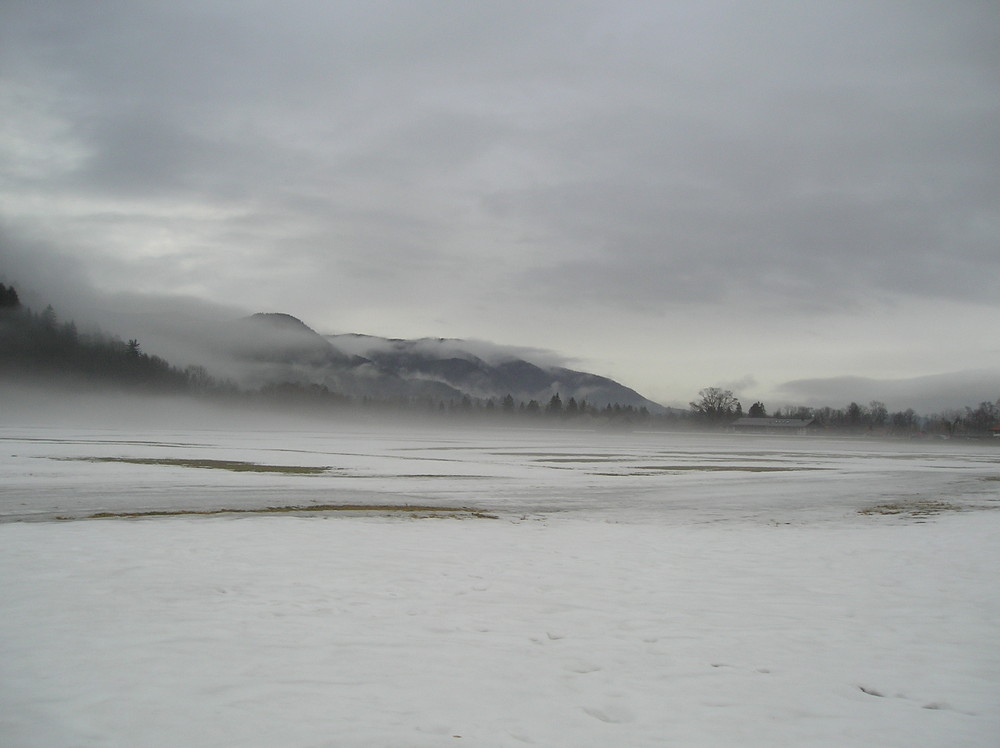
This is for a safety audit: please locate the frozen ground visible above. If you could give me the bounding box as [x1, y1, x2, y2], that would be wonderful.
[1, 422, 999, 746]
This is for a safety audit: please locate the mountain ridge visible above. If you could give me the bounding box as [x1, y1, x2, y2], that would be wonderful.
[230, 313, 665, 412]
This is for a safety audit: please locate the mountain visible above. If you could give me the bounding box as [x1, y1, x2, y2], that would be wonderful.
[230, 313, 352, 367]
[223, 314, 665, 412]
[328, 333, 666, 411]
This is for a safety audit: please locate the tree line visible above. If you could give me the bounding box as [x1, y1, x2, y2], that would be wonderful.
[0, 285, 205, 392]
[687, 386, 1000, 437]
[349, 390, 651, 424]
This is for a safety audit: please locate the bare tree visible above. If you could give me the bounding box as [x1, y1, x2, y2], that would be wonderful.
[965, 400, 999, 433]
[868, 400, 888, 427]
[690, 387, 741, 423]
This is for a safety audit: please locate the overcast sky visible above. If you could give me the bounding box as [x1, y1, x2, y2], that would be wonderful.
[2, 1, 998, 411]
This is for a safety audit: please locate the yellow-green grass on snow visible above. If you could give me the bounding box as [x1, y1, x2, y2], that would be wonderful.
[55, 456, 329, 474]
[72, 504, 498, 520]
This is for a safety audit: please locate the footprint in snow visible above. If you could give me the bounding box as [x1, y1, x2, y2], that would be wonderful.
[583, 705, 635, 724]
[564, 659, 602, 674]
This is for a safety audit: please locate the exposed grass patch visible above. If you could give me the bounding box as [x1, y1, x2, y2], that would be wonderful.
[349, 474, 497, 480]
[859, 500, 965, 517]
[497, 452, 632, 459]
[590, 465, 826, 475]
[82, 504, 498, 520]
[635, 465, 824, 472]
[3, 437, 204, 448]
[54, 456, 329, 474]
[534, 457, 636, 463]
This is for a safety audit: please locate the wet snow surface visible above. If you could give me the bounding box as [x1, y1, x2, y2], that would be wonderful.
[1, 424, 999, 747]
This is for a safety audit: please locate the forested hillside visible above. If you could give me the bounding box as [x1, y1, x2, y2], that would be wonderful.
[0, 283, 209, 392]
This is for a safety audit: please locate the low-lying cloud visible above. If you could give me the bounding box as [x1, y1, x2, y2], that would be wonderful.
[777, 370, 1000, 415]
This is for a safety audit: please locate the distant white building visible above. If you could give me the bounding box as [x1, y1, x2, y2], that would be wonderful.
[731, 417, 814, 436]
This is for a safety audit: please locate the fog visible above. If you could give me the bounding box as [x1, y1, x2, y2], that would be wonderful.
[2, 381, 246, 431]
[328, 334, 572, 369]
[778, 369, 1000, 415]
[0, 378, 521, 436]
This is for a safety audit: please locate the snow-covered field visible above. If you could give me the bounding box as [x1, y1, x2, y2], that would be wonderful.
[2, 422, 999, 747]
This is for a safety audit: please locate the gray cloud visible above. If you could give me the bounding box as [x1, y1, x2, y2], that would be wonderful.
[2, 1, 999, 407]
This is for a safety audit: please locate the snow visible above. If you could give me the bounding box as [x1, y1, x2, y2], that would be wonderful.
[1, 423, 999, 747]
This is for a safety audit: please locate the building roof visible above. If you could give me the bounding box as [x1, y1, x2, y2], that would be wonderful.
[732, 417, 814, 428]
